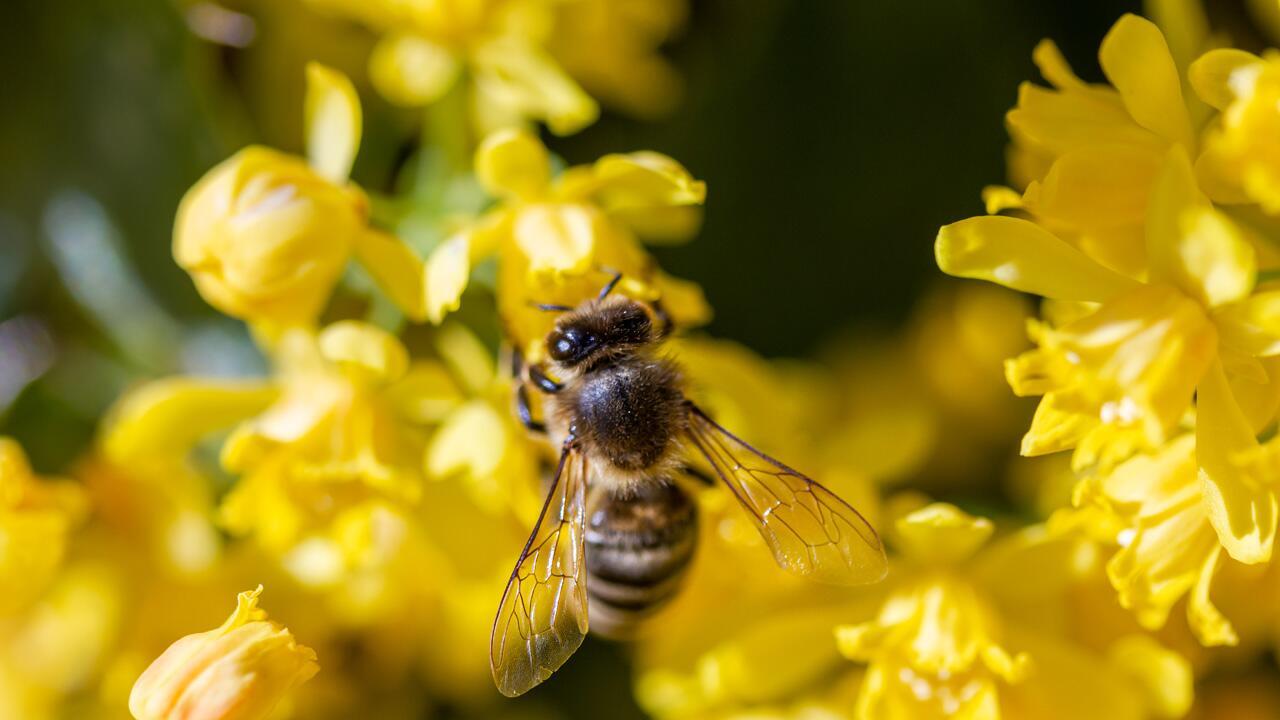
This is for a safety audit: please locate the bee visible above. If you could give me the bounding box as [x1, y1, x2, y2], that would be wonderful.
[491, 275, 887, 697]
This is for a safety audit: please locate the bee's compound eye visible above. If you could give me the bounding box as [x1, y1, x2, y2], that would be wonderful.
[548, 329, 576, 361]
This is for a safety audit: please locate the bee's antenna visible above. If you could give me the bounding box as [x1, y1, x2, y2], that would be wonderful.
[597, 271, 623, 300]
[530, 302, 574, 312]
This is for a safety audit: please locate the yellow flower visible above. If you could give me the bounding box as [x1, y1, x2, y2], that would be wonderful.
[92, 377, 275, 576]
[217, 322, 432, 562]
[547, 0, 687, 119]
[129, 586, 318, 720]
[422, 323, 542, 519]
[303, 0, 599, 135]
[1073, 434, 1239, 646]
[1191, 48, 1280, 212]
[939, 146, 1278, 480]
[836, 504, 1029, 720]
[424, 128, 709, 353]
[0, 438, 88, 615]
[989, 14, 1198, 276]
[175, 63, 424, 328]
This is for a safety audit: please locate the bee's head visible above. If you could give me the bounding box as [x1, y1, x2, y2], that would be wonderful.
[546, 296, 654, 367]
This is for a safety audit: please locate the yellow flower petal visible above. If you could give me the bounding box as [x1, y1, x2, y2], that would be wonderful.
[426, 401, 507, 480]
[1020, 393, 1094, 457]
[1145, 0, 1211, 72]
[1215, 290, 1280, 357]
[101, 378, 276, 463]
[1032, 39, 1086, 89]
[513, 203, 602, 277]
[1176, 206, 1255, 307]
[982, 185, 1024, 214]
[1105, 635, 1193, 719]
[352, 228, 426, 320]
[424, 232, 472, 325]
[1147, 147, 1255, 306]
[1189, 49, 1263, 111]
[1187, 545, 1237, 645]
[1099, 14, 1193, 148]
[1196, 359, 1276, 564]
[435, 322, 495, 396]
[1032, 146, 1161, 229]
[304, 63, 362, 184]
[587, 152, 707, 210]
[368, 33, 459, 108]
[316, 320, 410, 382]
[472, 38, 599, 136]
[893, 503, 994, 565]
[475, 128, 551, 201]
[936, 216, 1140, 301]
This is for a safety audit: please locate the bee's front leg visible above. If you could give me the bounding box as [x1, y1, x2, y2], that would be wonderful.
[515, 383, 547, 435]
[528, 364, 564, 394]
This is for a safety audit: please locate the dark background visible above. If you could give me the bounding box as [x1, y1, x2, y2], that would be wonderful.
[2, 1, 1200, 717]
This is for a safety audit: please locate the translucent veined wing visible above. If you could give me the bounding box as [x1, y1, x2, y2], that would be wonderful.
[490, 441, 590, 697]
[684, 402, 887, 585]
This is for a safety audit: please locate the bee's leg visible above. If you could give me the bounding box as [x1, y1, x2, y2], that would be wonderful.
[515, 383, 547, 435]
[652, 299, 674, 339]
[529, 364, 564, 394]
[510, 345, 525, 380]
[682, 464, 716, 486]
[597, 271, 623, 300]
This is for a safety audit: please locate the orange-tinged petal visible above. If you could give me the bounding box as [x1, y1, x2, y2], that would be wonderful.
[129, 587, 318, 720]
[936, 216, 1140, 301]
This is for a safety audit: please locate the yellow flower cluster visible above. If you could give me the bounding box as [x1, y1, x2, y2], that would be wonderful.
[16, 1, 1280, 718]
[300, 0, 686, 135]
[938, 5, 1280, 673]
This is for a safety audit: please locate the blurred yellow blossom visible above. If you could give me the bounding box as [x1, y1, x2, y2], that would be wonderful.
[547, 0, 686, 119]
[129, 586, 318, 720]
[425, 128, 709, 353]
[0, 438, 88, 616]
[175, 63, 424, 328]
[837, 504, 1030, 719]
[217, 322, 431, 564]
[301, 0, 598, 135]
[1191, 48, 1280, 212]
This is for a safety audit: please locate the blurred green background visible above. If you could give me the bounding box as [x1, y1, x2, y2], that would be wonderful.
[1, 0, 1214, 716]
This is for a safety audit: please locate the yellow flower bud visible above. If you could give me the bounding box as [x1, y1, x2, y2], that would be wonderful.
[174, 146, 367, 326]
[129, 586, 318, 720]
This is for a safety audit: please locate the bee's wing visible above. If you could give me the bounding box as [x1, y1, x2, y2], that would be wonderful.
[490, 442, 590, 697]
[684, 402, 887, 585]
